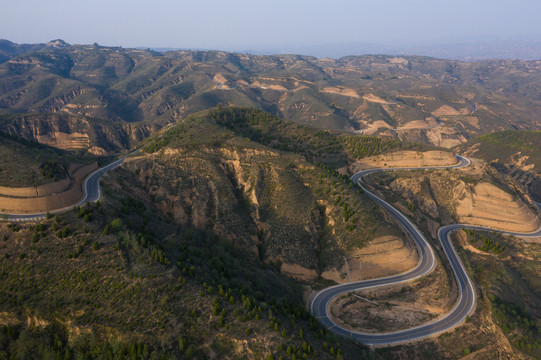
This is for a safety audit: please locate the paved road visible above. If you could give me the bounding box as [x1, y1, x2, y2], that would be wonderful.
[3, 150, 139, 221]
[311, 156, 541, 346]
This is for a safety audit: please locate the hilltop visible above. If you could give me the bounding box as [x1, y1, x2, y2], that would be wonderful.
[0, 39, 69, 63]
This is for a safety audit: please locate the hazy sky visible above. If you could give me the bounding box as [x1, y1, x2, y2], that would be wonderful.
[2, 0, 541, 49]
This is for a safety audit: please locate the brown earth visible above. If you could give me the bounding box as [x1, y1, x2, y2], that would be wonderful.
[373, 161, 540, 233]
[350, 150, 458, 172]
[431, 105, 462, 116]
[250, 80, 288, 91]
[213, 74, 233, 90]
[280, 263, 318, 282]
[321, 87, 360, 98]
[36, 131, 91, 151]
[363, 94, 393, 104]
[424, 125, 467, 148]
[0, 177, 70, 197]
[456, 182, 539, 232]
[329, 262, 456, 333]
[0, 162, 97, 213]
[357, 120, 393, 135]
[394, 118, 439, 131]
[321, 235, 419, 283]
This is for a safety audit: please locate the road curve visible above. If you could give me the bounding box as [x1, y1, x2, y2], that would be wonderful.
[3, 150, 139, 221]
[311, 156, 541, 346]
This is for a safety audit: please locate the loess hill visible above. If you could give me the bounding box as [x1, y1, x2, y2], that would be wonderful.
[0, 131, 94, 188]
[134, 107, 424, 282]
[1, 41, 541, 154]
[457, 130, 541, 201]
[0, 107, 434, 359]
[1, 39, 541, 359]
[360, 153, 541, 359]
[1, 182, 380, 359]
[0, 107, 411, 359]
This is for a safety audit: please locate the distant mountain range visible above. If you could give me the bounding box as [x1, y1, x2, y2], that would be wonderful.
[238, 36, 541, 61]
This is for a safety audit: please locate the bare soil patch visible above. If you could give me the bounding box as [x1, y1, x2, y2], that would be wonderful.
[363, 93, 393, 104]
[0, 162, 97, 213]
[351, 150, 458, 172]
[457, 182, 539, 233]
[394, 118, 439, 131]
[431, 105, 461, 116]
[321, 86, 360, 98]
[321, 235, 419, 283]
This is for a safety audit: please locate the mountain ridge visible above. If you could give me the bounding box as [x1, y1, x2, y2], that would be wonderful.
[1, 40, 541, 155]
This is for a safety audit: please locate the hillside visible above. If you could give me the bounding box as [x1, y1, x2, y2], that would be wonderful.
[1, 106, 539, 359]
[366, 164, 539, 234]
[457, 130, 541, 201]
[134, 107, 419, 281]
[0, 131, 94, 187]
[359, 158, 541, 359]
[1, 41, 541, 153]
[2, 39, 541, 359]
[0, 39, 69, 64]
[0, 185, 381, 359]
[0, 107, 427, 359]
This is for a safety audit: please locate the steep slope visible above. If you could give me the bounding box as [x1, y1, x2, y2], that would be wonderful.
[0, 131, 93, 187]
[0, 113, 155, 155]
[345, 155, 541, 359]
[0, 109, 418, 359]
[365, 160, 539, 234]
[0, 185, 382, 359]
[132, 107, 415, 282]
[457, 130, 541, 201]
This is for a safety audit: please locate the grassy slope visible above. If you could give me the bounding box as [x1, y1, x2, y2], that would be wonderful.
[455, 230, 541, 359]
[459, 130, 541, 170]
[0, 132, 85, 187]
[8, 106, 533, 359]
[457, 130, 541, 201]
[0, 107, 423, 359]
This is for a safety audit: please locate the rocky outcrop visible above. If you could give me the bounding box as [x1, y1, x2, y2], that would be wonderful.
[0, 114, 159, 154]
[124, 148, 330, 281]
[38, 88, 86, 113]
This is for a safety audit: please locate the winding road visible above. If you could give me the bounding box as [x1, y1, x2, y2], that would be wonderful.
[311, 156, 541, 346]
[4, 151, 138, 221]
[4, 149, 540, 344]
